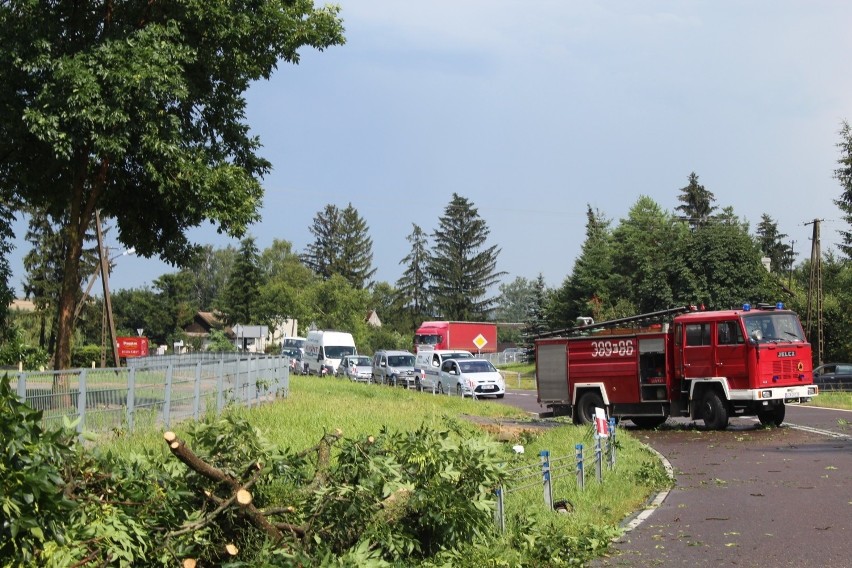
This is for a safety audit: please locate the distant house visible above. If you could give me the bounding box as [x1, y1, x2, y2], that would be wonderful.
[365, 310, 382, 327]
[183, 311, 234, 351]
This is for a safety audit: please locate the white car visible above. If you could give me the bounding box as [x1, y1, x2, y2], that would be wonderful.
[439, 358, 505, 398]
[336, 355, 373, 382]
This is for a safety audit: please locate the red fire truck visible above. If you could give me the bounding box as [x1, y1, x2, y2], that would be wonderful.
[535, 304, 818, 430]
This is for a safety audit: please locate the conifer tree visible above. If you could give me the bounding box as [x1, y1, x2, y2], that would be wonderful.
[336, 204, 376, 289]
[396, 224, 432, 325]
[220, 237, 261, 326]
[676, 172, 718, 229]
[427, 194, 505, 320]
[755, 214, 794, 275]
[834, 120, 852, 259]
[302, 203, 375, 289]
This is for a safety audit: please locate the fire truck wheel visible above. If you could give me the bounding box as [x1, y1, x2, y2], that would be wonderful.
[757, 404, 786, 427]
[700, 390, 729, 430]
[576, 392, 604, 426]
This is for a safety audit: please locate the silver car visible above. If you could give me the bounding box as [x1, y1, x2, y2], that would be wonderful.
[439, 358, 506, 398]
[336, 355, 373, 382]
[372, 350, 417, 387]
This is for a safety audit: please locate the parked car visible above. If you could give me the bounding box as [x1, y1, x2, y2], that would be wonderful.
[439, 358, 505, 398]
[415, 349, 474, 392]
[372, 350, 417, 387]
[336, 355, 373, 382]
[812, 363, 852, 391]
[282, 347, 303, 375]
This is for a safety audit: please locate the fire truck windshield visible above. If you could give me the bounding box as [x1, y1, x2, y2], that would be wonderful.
[741, 313, 806, 343]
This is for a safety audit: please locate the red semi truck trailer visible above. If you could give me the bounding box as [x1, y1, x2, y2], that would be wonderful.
[536, 304, 818, 430]
[414, 321, 498, 354]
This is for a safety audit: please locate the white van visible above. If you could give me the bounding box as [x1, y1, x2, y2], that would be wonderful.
[304, 330, 357, 376]
[414, 349, 473, 393]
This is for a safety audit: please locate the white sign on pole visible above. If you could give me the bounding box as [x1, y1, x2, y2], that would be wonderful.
[594, 407, 609, 438]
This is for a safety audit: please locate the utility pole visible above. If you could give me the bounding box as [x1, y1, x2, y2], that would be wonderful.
[804, 219, 823, 366]
[95, 211, 121, 368]
[788, 239, 796, 289]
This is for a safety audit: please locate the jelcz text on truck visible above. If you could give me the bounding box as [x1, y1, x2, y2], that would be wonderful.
[535, 304, 818, 430]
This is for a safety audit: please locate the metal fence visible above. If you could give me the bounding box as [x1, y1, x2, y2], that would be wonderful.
[494, 420, 617, 532]
[5, 353, 289, 437]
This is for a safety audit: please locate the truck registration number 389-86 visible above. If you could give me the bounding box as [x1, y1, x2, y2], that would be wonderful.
[590, 340, 634, 357]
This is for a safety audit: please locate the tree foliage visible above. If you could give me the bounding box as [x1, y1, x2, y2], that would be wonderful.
[0, 0, 345, 369]
[396, 223, 432, 328]
[428, 194, 505, 320]
[834, 120, 852, 259]
[220, 237, 261, 325]
[550, 205, 614, 328]
[755, 213, 794, 276]
[675, 172, 717, 229]
[303, 204, 375, 289]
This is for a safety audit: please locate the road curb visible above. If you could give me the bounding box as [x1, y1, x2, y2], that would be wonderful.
[617, 443, 675, 534]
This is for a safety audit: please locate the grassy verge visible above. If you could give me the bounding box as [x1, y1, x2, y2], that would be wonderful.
[805, 390, 852, 410]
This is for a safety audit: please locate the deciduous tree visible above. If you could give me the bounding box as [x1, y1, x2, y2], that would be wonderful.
[0, 0, 344, 369]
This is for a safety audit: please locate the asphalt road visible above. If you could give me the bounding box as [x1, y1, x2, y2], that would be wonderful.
[498, 391, 852, 567]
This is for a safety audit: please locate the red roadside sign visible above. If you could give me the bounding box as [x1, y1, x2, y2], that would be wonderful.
[117, 336, 149, 358]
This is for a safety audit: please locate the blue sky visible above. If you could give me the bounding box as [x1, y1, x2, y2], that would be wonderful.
[8, 0, 852, 295]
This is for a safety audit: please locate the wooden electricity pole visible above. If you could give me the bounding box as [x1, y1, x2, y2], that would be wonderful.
[804, 219, 823, 366]
[95, 211, 121, 368]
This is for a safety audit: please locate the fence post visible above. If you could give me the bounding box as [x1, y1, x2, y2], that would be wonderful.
[575, 443, 585, 491]
[16, 372, 25, 403]
[164, 364, 174, 428]
[517, 372, 521, 388]
[595, 434, 603, 482]
[216, 357, 225, 414]
[193, 362, 202, 420]
[127, 367, 136, 431]
[540, 450, 553, 510]
[77, 369, 87, 437]
[495, 486, 505, 533]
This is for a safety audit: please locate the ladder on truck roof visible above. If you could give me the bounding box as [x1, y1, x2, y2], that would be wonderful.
[535, 306, 692, 339]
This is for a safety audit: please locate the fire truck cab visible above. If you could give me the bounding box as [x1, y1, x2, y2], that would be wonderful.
[536, 304, 819, 430]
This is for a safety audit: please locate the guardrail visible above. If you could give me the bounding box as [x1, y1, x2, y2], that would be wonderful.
[4, 353, 289, 438]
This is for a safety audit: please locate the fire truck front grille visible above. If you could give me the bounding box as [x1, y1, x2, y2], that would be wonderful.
[771, 359, 800, 379]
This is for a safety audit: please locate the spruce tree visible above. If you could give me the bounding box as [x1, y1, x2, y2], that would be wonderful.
[755, 214, 794, 276]
[550, 205, 614, 327]
[522, 273, 551, 348]
[220, 237, 261, 325]
[676, 172, 718, 229]
[427, 194, 505, 320]
[336, 203, 376, 289]
[302, 204, 342, 280]
[834, 120, 852, 259]
[302, 203, 375, 289]
[396, 223, 432, 325]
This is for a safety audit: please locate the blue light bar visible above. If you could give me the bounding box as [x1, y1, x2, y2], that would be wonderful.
[776, 302, 784, 309]
[742, 303, 751, 311]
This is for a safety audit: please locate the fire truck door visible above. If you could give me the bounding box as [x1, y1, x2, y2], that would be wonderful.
[714, 320, 747, 388]
[682, 322, 713, 378]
